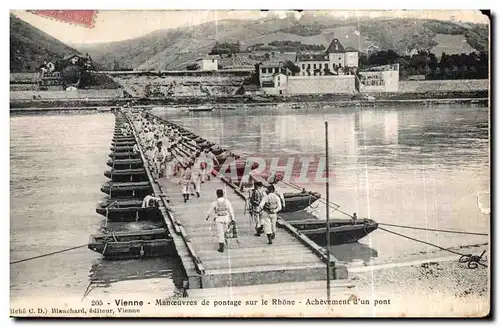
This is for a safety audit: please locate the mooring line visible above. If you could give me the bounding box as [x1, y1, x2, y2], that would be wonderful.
[10, 244, 88, 265]
[377, 222, 488, 236]
[378, 226, 488, 269]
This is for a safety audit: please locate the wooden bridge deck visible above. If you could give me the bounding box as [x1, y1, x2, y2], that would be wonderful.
[157, 174, 336, 288]
[126, 110, 347, 291]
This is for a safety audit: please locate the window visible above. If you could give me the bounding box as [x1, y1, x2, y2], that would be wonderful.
[274, 68, 279, 73]
[278, 81, 280, 87]
[313, 63, 316, 69]
[302, 64, 305, 69]
[307, 64, 311, 69]
[212, 59, 215, 63]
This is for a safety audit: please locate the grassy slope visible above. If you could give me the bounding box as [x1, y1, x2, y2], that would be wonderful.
[72, 14, 489, 71]
[10, 14, 80, 72]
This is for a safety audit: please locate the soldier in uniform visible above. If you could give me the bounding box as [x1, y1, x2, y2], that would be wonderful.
[206, 189, 235, 253]
[258, 185, 283, 245]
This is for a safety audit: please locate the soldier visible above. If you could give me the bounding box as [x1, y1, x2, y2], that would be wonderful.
[258, 185, 283, 245]
[178, 164, 192, 203]
[206, 189, 235, 253]
[249, 181, 265, 236]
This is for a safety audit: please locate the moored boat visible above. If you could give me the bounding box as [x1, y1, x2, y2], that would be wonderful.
[99, 198, 144, 208]
[104, 168, 148, 182]
[112, 140, 136, 146]
[110, 145, 135, 152]
[281, 191, 322, 213]
[188, 106, 213, 112]
[100, 181, 152, 198]
[95, 204, 162, 222]
[106, 158, 143, 169]
[112, 136, 135, 141]
[88, 229, 173, 259]
[109, 152, 141, 159]
[286, 219, 379, 245]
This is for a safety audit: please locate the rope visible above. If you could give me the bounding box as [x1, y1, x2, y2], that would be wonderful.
[281, 176, 488, 237]
[379, 226, 470, 257]
[307, 192, 321, 209]
[10, 244, 88, 265]
[378, 226, 488, 268]
[378, 222, 488, 236]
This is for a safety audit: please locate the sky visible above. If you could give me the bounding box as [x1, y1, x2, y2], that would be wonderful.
[11, 9, 489, 45]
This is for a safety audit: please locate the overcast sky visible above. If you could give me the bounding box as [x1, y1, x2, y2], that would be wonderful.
[11, 10, 489, 44]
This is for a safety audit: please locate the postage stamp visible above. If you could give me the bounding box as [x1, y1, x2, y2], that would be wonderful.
[27, 10, 98, 28]
[9, 9, 490, 318]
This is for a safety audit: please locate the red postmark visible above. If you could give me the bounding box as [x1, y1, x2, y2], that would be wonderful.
[28, 10, 98, 28]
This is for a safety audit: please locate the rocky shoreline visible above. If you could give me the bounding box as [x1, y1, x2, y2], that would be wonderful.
[9, 90, 488, 111]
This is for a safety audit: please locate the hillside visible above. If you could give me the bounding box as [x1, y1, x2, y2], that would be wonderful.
[10, 14, 81, 72]
[74, 13, 489, 71]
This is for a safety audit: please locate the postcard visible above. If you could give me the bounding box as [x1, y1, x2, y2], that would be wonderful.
[9, 9, 490, 318]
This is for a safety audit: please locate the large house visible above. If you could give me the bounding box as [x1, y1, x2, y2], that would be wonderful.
[258, 62, 291, 88]
[295, 38, 359, 76]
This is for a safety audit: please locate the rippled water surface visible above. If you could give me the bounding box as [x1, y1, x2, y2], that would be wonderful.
[10, 113, 183, 301]
[154, 105, 490, 264]
[10, 106, 490, 300]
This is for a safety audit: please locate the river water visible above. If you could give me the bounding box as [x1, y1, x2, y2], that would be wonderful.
[10, 113, 184, 302]
[10, 105, 490, 300]
[154, 105, 490, 264]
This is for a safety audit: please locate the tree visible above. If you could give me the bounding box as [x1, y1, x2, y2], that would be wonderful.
[429, 53, 438, 70]
[186, 63, 200, 71]
[424, 65, 432, 77]
[431, 67, 442, 80]
[359, 53, 369, 68]
[452, 65, 459, 79]
[439, 52, 448, 69]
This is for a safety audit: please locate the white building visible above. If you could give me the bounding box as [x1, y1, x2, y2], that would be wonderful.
[359, 64, 400, 93]
[196, 56, 218, 71]
[258, 62, 291, 88]
[295, 38, 359, 76]
[261, 72, 288, 95]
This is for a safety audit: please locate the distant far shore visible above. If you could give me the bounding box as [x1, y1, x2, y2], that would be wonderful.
[10, 90, 488, 113]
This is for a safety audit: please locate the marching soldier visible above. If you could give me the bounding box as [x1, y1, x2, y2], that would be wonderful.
[206, 189, 235, 253]
[249, 181, 265, 236]
[257, 185, 283, 245]
[179, 164, 192, 203]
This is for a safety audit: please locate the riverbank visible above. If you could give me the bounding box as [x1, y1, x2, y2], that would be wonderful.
[348, 256, 489, 317]
[9, 91, 488, 112]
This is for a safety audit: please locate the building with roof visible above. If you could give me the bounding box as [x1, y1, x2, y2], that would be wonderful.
[295, 38, 359, 77]
[258, 62, 291, 88]
[261, 72, 288, 95]
[359, 64, 400, 92]
[196, 56, 218, 71]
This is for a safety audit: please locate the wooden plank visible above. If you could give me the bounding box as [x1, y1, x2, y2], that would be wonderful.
[277, 218, 336, 264]
[196, 244, 320, 260]
[204, 262, 327, 275]
[187, 280, 355, 298]
[126, 112, 205, 279]
[134, 111, 349, 286]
